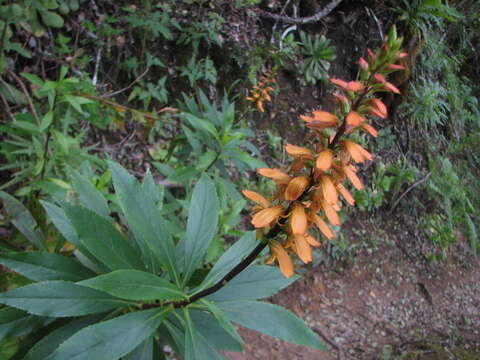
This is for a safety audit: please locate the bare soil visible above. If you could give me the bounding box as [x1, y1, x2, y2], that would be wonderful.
[225, 214, 480, 359]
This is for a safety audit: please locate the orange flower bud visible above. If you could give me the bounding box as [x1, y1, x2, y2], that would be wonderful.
[383, 82, 401, 94]
[359, 57, 369, 71]
[373, 73, 386, 83]
[251, 205, 283, 228]
[285, 176, 310, 201]
[396, 51, 408, 59]
[333, 93, 349, 106]
[367, 48, 376, 61]
[257, 168, 291, 184]
[387, 63, 406, 71]
[316, 149, 334, 172]
[242, 189, 271, 208]
[290, 203, 308, 235]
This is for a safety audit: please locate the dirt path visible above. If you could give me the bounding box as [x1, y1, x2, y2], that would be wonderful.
[226, 216, 480, 359]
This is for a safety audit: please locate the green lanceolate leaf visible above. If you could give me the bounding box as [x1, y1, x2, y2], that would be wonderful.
[78, 270, 186, 302]
[40, 10, 64, 28]
[200, 300, 244, 346]
[207, 265, 298, 301]
[40, 201, 107, 273]
[0, 191, 46, 250]
[0, 281, 132, 317]
[68, 168, 110, 218]
[0, 252, 95, 282]
[123, 337, 154, 360]
[0, 307, 45, 341]
[189, 310, 243, 352]
[180, 174, 219, 284]
[64, 204, 145, 271]
[24, 315, 104, 360]
[218, 300, 326, 351]
[109, 162, 178, 282]
[45, 308, 170, 360]
[183, 309, 223, 360]
[198, 231, 257, 290]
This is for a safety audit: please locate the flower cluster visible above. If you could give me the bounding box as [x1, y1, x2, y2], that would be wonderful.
[243, 27, 407, 277]
[246, 73, 277, 112]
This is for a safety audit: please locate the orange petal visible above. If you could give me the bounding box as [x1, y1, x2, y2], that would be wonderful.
[292, 234, 312, 263]
[285, 144, 313, 158]
[343, 140, 373, 163]
[337, 183, 355, 206]
[321, 200, 341, 226]
[383, 82, 401, 94]
[270, 240, 295, 278]
[346, 111, 365, 127]
[320, 175, 339, 205]
[300, 114, 315, 123]
[312, 214, 335, 239]
[330, 78, 349, 90]
[346, 81, 364, 92]
[251, 205, 283, 228]
[362, 123, 379, 137]
[370, 98, 387, 118]
[290, 203, 308, 235]
[373, 73, 386, 83]
[257, 168, 291, 184]
[387, 64, 406, 71]
[285, 176, 310, 201]
[305, 232, 322, 247]
[333, 93, 349, 106]
[316, 149, 334, 172]
[344, 165, 364, 190]
[312, 110, 339, 125]
[242, 189, 271, 208]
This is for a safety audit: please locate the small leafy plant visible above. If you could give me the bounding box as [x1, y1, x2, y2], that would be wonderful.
[298, 31, 336, 85]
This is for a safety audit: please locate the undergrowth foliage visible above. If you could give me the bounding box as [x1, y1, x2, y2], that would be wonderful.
[0, 24, 406, 358]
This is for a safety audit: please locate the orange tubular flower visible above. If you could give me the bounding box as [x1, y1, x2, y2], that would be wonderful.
[330, 79, 364, 92]
[291, 234, 312, 264]
[343, 165, 364, 190]
[285, 144, 313, 159]
[337, 183, 355, 206]
[257, 168, 291, 185]
[362, 123, 379, 137]
[301, 110, 339, 128]
[320, 175, 338, 205]
[342, 140, 373, 163]
[268, 240, 294, 278]
[251, 205, 283, 228]
[285, 176, 310, 201]
[311, 214, 335, 239]
[321, 199, 341, 226]
[316, 149, 334, 172]
[369, 98, 387, 119]
[242, 190, 271, 208]
[290, 203, 308, 235]
[346, 111, 366, 129]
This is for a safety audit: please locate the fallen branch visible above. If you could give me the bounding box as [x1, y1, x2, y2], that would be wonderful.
[389, 172, 432, 212]
[258, 0, 343, 24]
